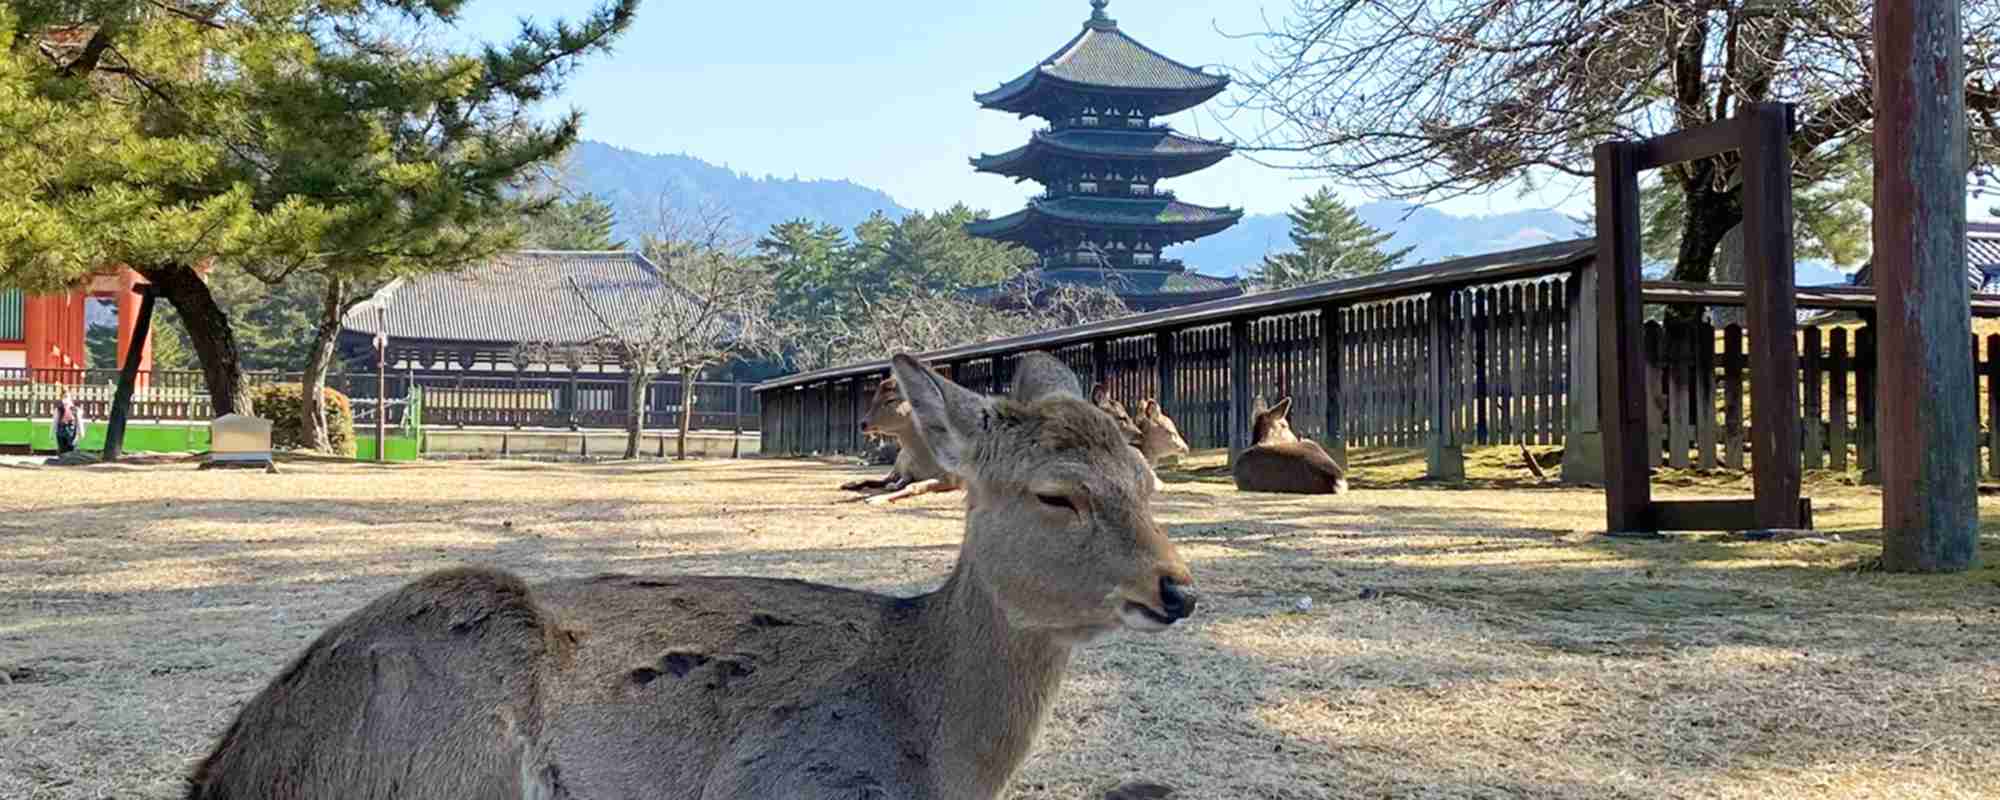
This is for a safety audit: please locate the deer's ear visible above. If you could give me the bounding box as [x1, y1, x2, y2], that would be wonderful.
[1273, 397, 1293, 419]
[891, 354, 992, 475]
[1008, 352, 1083, 404]
[1090, 382, 1111, 405]
[1141, 399, 1161, 418]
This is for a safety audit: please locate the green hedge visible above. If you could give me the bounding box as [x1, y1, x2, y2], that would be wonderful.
[250, 383, 357, 457]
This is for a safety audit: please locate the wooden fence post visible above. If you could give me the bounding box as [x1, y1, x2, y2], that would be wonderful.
[1321, 303, 1346, 467]
[1594, 140, 1651, 532]
[1563, 266, 1604, 483]
[1742, 102, 1804, 531]
[1229, 318, 1251, 463]
[1091, 339, 1109, 388]
[1155, 331, 1176, 413]
[1426, 290, 1464, 479]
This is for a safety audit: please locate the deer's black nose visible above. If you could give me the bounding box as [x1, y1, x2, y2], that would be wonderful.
[1159, 576, 1197, 620]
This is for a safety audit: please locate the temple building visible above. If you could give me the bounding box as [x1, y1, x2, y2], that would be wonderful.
[964, 0, 1245, 311]
[0, 268, 154, 375]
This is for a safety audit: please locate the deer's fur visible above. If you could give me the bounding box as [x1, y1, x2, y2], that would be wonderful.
[1091, 385, 1189, 492]
[185, 352, 1196, 800]
[839, 374, 963, 505]
[1232, 396, 1350, 494]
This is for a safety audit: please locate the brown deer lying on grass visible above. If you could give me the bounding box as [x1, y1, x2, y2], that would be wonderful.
[184, 352, 1197, 800]
[1092, 385, 1190, 491]
[839, 373, 962, 505]
[1232, 396, 1350, 494]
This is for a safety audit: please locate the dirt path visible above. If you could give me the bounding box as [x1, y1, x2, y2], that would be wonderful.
[2, 457, 1996, 799]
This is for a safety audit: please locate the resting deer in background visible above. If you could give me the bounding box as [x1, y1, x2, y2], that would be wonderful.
[1233, 396, 1350, 494]
[838, 373, 963, 505]
[184, 351, 1197, 800]
[1092, 385, 1190, 492]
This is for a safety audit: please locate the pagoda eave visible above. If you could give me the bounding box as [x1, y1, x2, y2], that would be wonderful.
[965, 200, 1242, 250]
[975, 74, 1229, 120]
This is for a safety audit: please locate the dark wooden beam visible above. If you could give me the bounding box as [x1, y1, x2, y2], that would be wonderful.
[1594, 141, 1651, 532]
[1634, 115, 1751, 170]
[1154, 331, 1176, 411]
[1229, 318, 1251, 462]
[1641, 281, 2000, 315]
[1875, 0, 1979, 571]
[101, 286, 157, 463]
[1741, 102, 1804, 530]
[1320, 303, 1344, 461]
[1644, 498, 1815, 532]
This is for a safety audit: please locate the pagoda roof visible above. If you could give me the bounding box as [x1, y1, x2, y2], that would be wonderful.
[974, 2, 1229, 117]
[971, 128, 1233, 180]
[965, 196, 1243, 249]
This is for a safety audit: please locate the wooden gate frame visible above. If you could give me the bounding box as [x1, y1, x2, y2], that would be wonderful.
[1594, 102, 1808, 533]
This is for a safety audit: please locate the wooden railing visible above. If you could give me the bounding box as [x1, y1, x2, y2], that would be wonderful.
[752, 238, 2000, 481]
[0, 367, 761, 433]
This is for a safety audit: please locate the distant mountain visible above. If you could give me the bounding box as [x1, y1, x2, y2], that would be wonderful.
[564, 141, 912, 243]
[1165, 201, 1588, 277]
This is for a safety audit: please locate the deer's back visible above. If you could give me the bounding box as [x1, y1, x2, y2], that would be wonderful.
[188, 567, 936, 800]
[1232, 441, 1349, 494]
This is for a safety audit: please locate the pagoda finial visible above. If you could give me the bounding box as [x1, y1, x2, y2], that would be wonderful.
[1088, 0, 1114, 27]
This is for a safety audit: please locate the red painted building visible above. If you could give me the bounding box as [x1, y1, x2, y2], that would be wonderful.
[0, 268, 153, 376]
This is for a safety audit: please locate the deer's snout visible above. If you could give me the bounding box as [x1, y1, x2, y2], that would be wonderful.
[1159, 575, 1197, 620]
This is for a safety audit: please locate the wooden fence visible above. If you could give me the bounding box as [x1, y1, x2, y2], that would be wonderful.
[754, 239, 2000, 482]
[0, 367, 759, 433]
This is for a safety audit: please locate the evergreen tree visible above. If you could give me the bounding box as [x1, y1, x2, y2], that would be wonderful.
[1252, 188, 1411, 289]
[0, 1, 637, 448]
[524, 193, 625, 251]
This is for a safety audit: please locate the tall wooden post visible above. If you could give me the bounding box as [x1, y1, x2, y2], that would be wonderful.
[1426, 290, 1464, 478]
[1321, 303, 1345, 466]
[374, 306, 387, 463]
[1876, 1, 1978, 571]
[1228, 319, 1252, 463]
[101, 286, 156, 463]
[1741, 103, 1803, 530]
[1595, 141, 1651, 532]
[1091, 339, 1110, 389]
[1563, 267, 1604, 483]
[1154, 331, 1176, 412]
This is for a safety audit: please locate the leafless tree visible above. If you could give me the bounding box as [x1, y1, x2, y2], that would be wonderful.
[781, 271, 1132, 373]
[1225, 0, 2000, 302]
[534, 201, 778, 459]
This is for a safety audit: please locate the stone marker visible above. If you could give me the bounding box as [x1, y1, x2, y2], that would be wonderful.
[200, 414, 278, 473]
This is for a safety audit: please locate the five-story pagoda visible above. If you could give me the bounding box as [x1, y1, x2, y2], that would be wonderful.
[964, 0, 1244, 311]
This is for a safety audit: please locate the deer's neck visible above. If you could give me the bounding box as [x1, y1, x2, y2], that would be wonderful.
[914, 561, 1073, 798]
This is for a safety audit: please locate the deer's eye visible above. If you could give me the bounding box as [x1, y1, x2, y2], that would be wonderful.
[1036, 493, 1076, 511]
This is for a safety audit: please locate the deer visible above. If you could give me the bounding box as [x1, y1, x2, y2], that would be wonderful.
[1092, 385, 1190, 492]
[838, 373, 963, 505]
[183, 351, 1197, 800]
[1232, 396, 1350, 494]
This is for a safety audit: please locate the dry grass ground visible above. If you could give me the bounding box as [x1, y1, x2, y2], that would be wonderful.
[2, 451, 1998, 800]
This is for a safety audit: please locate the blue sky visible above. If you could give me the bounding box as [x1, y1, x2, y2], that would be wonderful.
[455, 0, 1594, 218]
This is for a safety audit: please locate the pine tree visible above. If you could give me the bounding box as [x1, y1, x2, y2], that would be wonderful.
[0, 1, 637, 446]
[1252, 188, 1412, 289]
[524, 193, 626, 251]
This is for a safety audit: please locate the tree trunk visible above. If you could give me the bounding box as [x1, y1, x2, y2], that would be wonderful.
[677, 366, 700, 460]
[625, 369, 649, 460]
[1666, 181, 1745, 323]
[300, 277, 348, 454]
[140, 263, 252, 418]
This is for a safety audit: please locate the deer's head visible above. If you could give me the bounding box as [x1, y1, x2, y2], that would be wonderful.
[859, 376, 915, 440]
[1090, 383, 1144, 446]
[1250, 396, 1300, 446]
[890, 352, 1196, 640]
[1133, 399, 1189, 463]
